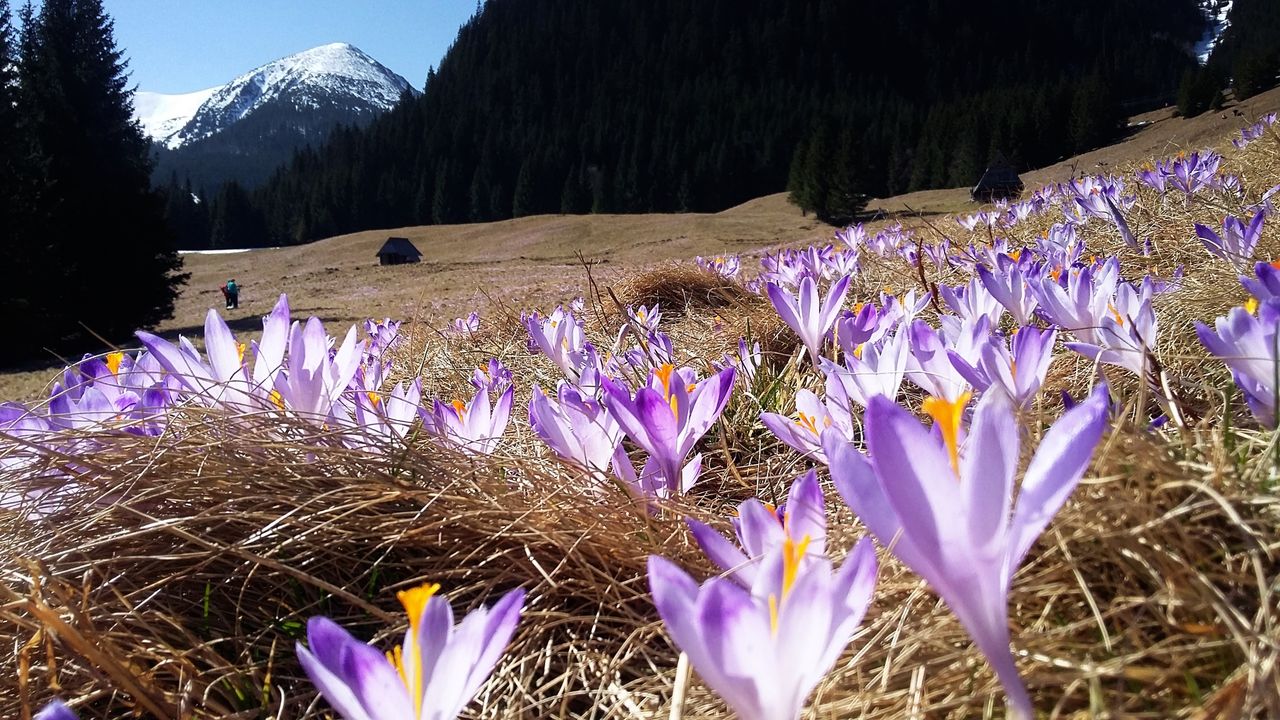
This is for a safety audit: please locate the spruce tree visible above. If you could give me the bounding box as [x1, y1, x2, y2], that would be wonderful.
[13, 0, 185, 358]
[785, 138, 811, 215]
[512, 158, 535, 218]
[0, 0, 31, 339]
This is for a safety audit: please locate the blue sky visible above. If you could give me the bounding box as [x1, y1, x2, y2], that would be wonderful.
[100, 1, 479, 93]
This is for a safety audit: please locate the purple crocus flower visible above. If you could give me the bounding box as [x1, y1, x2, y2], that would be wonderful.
[297, 583, 524, 720]
[1033, 258, 1121, 346]
[363, 317, 403, 356]
[832, 303, 884, 357]
[760, 389, 844, 463]
[649, 476, 877, 720]
[529, 382, 622, 472]
[822, 386, 1109, 720]
[601, 364, 735, 494]
[686, 469, 827, 590]
[696, 254, 742, 279]
[732, 338, 763, 385]
[1241, 261, 1280, 303]
[835, 223, 868, 251]
[352, 380, 423, 448]
[766, 274, 851, 365]
[628, 303, 663, 332]
[821, 324, 910, 416]
[950, 327, 1057, 409]
[137, 309, 260, 410]
[1064, 281, 1158, 378]
[977, 256, 1039, 327]
[272, 318, 365, 420]
[940, 276, 1005, 326]
[1196, 210, 1266, 273]
[450, 311, 481, 336]
[420, 385, 514, 456]
[1196, 299, 1280, 428]
[524, 306, 587, 379]
[1135, 161, 1167, 193]
[906, 317, 984, 402]
[470, 358, 513, 394]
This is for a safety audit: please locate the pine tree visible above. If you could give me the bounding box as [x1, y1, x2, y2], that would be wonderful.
[431, 160, 454, 225]
[10, 0, 185, 358]
[0, 0, 31, 337]
[785, 137, 811, 215]
[512, 158, 535, 218]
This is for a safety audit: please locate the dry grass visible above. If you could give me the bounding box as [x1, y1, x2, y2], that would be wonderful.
[4, 99, 1280, 719]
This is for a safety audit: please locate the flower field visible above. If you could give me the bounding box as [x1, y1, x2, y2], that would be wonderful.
[4, 113, 1280, 718]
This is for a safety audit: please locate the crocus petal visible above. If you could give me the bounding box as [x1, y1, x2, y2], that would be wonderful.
[35, 701, 78, 720]
[864, 395, 963, 558]
[784, 469, 826, 555]
[959, 389, 1018, 552]
[688, 519, 756, 586]
[339, 637, 416, 720]
[1008, 385, 1109, 569]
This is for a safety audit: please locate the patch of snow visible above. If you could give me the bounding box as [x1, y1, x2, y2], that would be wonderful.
[1194, 0, 1233, 65]
[133, 86, 223, 146]
[179, 248, 256, 255]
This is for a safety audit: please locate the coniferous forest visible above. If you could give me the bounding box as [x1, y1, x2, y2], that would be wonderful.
[0, 0, 185, 360]
[166, 0, 1215, 248]
[1178, 0, 1280, 117]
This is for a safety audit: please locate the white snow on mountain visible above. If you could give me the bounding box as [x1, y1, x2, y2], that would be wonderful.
[1195, 0, 1233, 65]
[132, 43, 412, 149]
[134, 86, 222, 145]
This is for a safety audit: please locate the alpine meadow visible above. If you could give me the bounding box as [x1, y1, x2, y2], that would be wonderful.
[4, 1, 1280, 719]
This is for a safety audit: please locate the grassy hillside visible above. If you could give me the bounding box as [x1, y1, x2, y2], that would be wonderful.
[5, 89, 1276, 400]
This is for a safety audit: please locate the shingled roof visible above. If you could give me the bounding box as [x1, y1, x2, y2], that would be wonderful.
[375, 237, 422, 265]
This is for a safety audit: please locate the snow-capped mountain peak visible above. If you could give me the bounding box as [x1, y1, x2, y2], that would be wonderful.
[134, 43, 412, 149]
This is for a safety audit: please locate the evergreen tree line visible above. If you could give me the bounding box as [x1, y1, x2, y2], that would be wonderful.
[165, 0, 1206, 248]
[1178, 0, 1280, 117]
[0, 0, 185, 362]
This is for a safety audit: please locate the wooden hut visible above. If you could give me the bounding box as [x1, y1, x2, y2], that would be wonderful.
[376, 237, 422, 266]
[970, 159, 1024, 203]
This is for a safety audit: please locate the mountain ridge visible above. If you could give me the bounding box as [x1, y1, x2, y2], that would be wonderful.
[135, 42, 412, 151]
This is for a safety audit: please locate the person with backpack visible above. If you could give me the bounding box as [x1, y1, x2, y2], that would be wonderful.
[224, 279, 240, 309]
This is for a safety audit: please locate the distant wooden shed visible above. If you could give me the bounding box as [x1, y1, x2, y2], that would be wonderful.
[376, 237, 422, 266]
[970, 159, 1024, 203]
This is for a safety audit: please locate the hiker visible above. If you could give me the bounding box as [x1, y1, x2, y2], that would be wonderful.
[223, 279, 240, 309]
[219, 284, 230, 308]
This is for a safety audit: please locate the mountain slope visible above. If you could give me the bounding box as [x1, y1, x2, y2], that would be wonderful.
[232, 0, 1206, 248]
[134, 86, 222, 146]
[143, 43, 414, 192]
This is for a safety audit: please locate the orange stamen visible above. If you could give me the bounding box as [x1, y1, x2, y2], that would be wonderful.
[105, 352, 124, 375]
[769, 534, 812, 635]
[393, 582, 441, 715]
[1108, 303, 1125, 325]
[923, 392, 971, 476]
